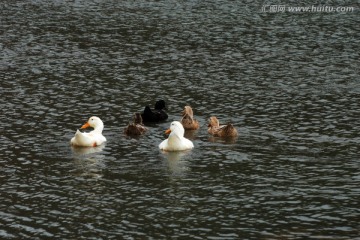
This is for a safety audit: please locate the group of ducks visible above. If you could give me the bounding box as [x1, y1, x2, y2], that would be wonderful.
[71, 100, 238, 152]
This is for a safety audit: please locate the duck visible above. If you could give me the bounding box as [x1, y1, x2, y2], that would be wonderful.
[71, 116, 107, 147]
[208, 116, 238, 137]
[159, 121, 194, 151]
[181, 105, 199, 130]
[124, 113, 148, 135]
[141, 100, 168, 122]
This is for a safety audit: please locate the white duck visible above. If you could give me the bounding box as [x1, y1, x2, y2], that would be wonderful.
[159, 121, 194, 151]
[71, 116, 107, 147]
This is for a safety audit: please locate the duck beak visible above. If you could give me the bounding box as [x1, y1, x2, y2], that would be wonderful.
[80, 122, 91, 129]
[165, 129, 171, 135]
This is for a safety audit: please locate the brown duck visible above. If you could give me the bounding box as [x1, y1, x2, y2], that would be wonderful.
[208, 116, 238, 137]
[181, 106, 200, 130]
[124, 113, 148, 135]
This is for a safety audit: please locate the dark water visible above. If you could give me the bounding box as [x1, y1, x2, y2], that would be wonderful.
[1, 0, 360, 239]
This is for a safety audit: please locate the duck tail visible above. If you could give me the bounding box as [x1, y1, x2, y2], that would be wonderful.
[223, 123, 238, 137]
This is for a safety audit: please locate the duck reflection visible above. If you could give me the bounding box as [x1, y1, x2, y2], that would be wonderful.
[71, 144, 106, 178]
[71, 144, 105, 155]
[183, 129, 198, 140]
[208, 136, 238, 144]
[162, 151, 191, 176]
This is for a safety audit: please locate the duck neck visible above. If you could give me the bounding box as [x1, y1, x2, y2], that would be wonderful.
[186, 108, 194, 118]
[183, 114, 194, 121]
[168, 132, 182, 145]
[93, 123, 104, 133]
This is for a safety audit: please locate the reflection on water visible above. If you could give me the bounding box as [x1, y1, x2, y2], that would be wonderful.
[71, 144, 106, 178]
[1, 0, 359, 239]
[71, 144, 106, 156]
[161, 151, 191, 176]
[72, 155, 105, 179]
[183, 129, 199, 140]
[208, 135, 238, 144]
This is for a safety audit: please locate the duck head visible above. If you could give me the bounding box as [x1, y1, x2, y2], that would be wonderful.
[182, 106, 194, 117]
[165, 121, 185, 137]
[133, 113, 143, 124]
[208, 116, 220, 128]
[80, 116, 104, 132]
[155, 100, 166, 110]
